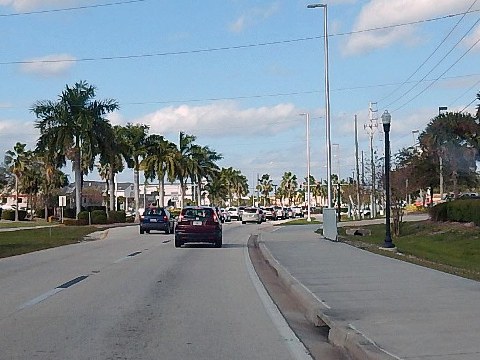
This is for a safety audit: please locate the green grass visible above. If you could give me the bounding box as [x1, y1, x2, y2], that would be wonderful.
[0, 226, 100, 258]
[278, 217, 321, 225]
[0, 219, 54, 228]
[340, 221, 480, 280]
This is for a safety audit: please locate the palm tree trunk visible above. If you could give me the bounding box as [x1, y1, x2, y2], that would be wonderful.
[14, 175, 19, 221]
[74, 151, 82, 219]
[134, 165, 140, 223]
[158, 171, 165, 207]
[109, 170, 115, 212]
[197, 176, 202, 205]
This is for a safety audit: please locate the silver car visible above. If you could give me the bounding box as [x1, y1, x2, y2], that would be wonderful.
[241, 207, 263, 224]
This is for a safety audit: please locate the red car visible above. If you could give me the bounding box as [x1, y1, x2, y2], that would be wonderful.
[174, 206, 223, 248]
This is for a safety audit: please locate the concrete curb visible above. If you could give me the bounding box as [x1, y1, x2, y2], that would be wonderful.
[255, 233, 398, 360]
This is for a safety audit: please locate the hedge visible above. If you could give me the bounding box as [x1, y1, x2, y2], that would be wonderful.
[429, 199, 480, 225]
[1, 209, 27, 221]
[108, 211, 126, 223]
[91, 210, 107, 224]
[64, 218, 89, 226]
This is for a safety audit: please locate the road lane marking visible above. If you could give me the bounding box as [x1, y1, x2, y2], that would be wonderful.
[244, 240, 314, 360]
[115, 251, 142, 263]
[18, 275, 89, 310]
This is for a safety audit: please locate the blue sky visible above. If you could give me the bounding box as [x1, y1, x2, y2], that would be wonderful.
[1, 0, 479, 192]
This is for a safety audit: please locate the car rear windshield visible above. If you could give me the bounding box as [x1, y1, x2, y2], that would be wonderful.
[182, 208, 214, 219]
[144, 208, 165, 216]
[244, 208, 258, 213]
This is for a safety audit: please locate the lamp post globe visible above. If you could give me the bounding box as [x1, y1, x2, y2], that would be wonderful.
[381, 110, 394, 249]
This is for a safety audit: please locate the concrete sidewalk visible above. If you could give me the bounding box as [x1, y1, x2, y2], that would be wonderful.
[258, 219, 480, 360]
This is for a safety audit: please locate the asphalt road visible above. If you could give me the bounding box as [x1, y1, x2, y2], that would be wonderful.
[0, 222, 318, 360]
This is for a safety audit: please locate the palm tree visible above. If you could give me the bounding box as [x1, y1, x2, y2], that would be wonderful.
[141, 135, 178, 207]
[41, 154, 68, 220]
[279, 172, 297, 205]
[98, 124, 127, 212]
[5, 142, 30, 221]
[32, 81, 118, 218]
[116, 123, 149, 222]
[176, 132, 197, 208]
[204, 170, 228, 205]
[190, 145, 222, 205]
[256, 174, 273, 206]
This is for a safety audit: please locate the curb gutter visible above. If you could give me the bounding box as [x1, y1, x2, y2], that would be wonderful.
[255, 233, 398, 360]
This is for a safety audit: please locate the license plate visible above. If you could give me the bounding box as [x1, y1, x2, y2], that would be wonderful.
[193, 221, 203, 226]
[150, 219, 157, 222]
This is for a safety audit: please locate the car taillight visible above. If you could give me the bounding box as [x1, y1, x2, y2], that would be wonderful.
[178, 214, 184, 222]
[213, 212, 219, 223]
[163, 215, 168, 221]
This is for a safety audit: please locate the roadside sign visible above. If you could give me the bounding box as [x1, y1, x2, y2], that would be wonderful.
[59, 196, 66, 207]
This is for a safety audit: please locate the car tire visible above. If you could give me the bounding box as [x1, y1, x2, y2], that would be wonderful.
[214, 237, 222, 248]
[146, 230, 150, 234]
[242, 221, 246, 224]
[165, 226, 170, 234]
[174, 236, 183, 248]
[140, 228, 144, 234]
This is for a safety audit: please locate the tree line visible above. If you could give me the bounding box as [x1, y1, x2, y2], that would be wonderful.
[1, 81, 252, 221]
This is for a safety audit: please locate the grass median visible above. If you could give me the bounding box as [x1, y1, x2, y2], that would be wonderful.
[340, 220, 480, 281]
[0, 226, 100, 259]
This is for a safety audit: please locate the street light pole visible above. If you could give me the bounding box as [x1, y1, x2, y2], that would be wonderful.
[381, 110, 394, 248]
[300, 113, 312, 222]
[308, 3, 332, 208]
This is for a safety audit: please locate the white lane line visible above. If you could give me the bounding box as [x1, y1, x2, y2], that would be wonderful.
[244, 241, 314, 360]
[18, 288, 63, 310]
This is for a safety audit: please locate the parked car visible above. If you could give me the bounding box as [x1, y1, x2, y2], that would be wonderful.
[220, 208, 231, 222]
[174, 206, 222, 248]
[285, 207, 294, 218]
[291, 206, 304, 217]
[273, 206, 285, 220]
[263, 206, 277, 220]
[237, 206, 246, 220]
[139, 207, 175, 234]
[241, 207, 263, 224]
[227, 207, 239, 220]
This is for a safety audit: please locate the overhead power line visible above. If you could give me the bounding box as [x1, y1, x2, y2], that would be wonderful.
[378, 0, 478, 105]
[393, 35, 480, 112]
[386, 10, 480, 110]
[0, 0, 147, 17]
[1, 9, 479, 66]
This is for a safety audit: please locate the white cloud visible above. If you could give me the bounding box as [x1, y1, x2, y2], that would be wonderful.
[344, 0, 475, 55]
[463, 24, 480, 51]
[130, 101, 299, 137]
[20, 54, 76, 76]
[229, 2, 280, 33]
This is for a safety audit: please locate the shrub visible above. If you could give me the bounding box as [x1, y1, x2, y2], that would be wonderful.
[64, 208, 77, 219]
[91, 210, 107, 224]
[78, 211, 90, 221]
[63, 218, 89, 226]
[108, 211, 126, 223]
[429, 202, 448, 221]
[1, 209, 27, 221]
[36, 208, 54, 219]
[430, 199, 480, 225]
[1, 210, 14, 221]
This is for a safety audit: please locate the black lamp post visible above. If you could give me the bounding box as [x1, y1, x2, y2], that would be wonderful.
[381, 110, 395, 248]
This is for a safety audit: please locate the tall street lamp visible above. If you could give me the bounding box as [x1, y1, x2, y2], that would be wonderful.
[300, 113, 312, 222]
[308, 3, 332, 208]
[381, 110, 395, 249]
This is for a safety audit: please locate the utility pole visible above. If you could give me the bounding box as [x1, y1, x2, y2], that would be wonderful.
[361, 150, 365, 185]
[364, 102, 378, 219]
[354, 115, 361, 219]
